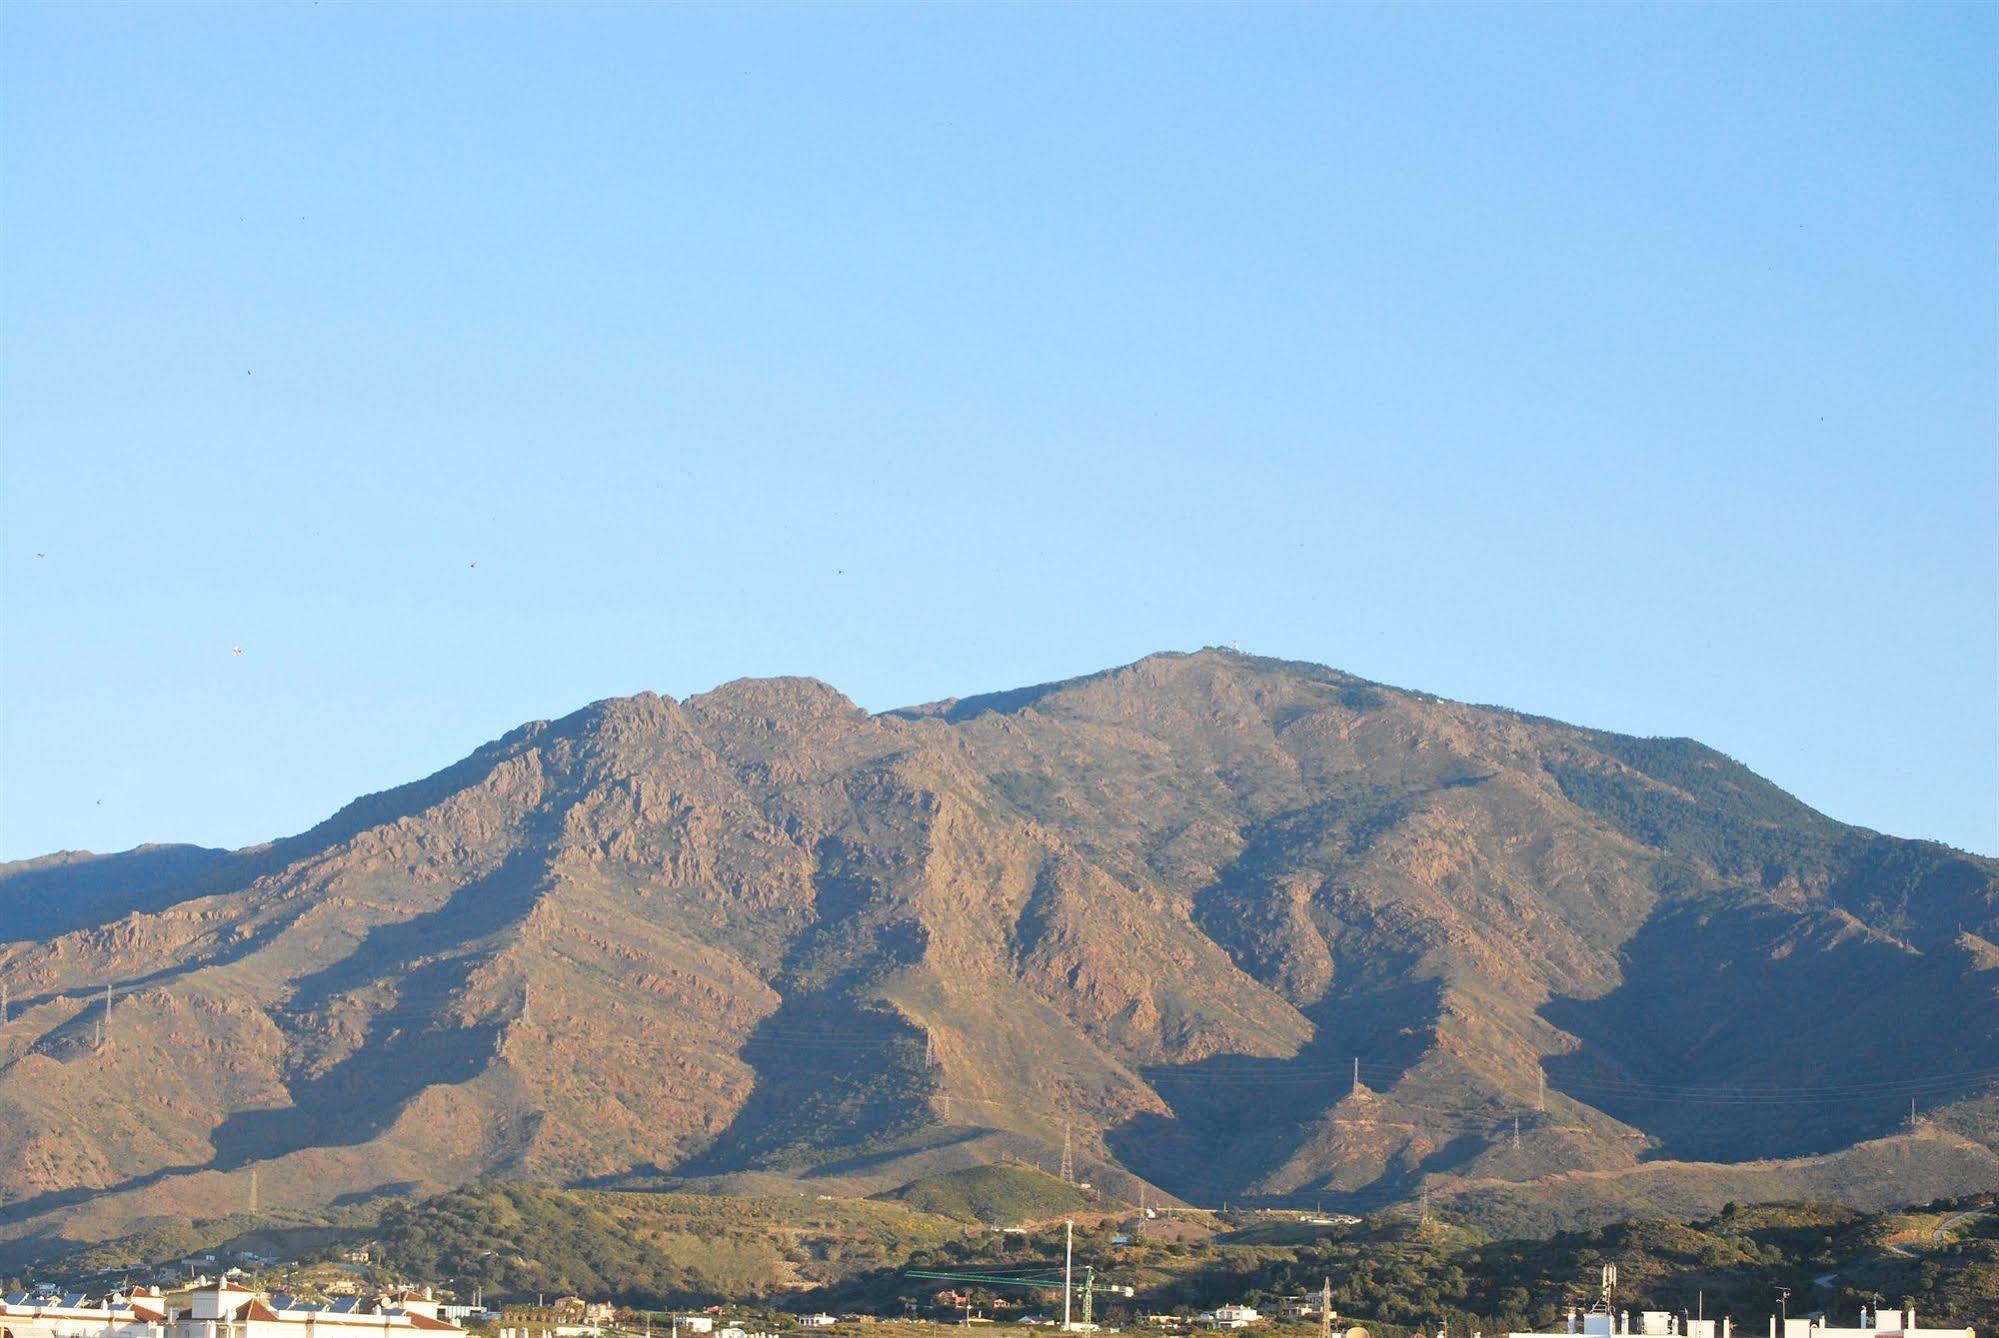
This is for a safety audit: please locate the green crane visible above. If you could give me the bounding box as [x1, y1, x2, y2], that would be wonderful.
[907, 1220, 1129, 1332]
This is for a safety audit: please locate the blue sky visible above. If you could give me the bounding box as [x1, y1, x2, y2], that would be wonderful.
[2, 3, 1994, 860]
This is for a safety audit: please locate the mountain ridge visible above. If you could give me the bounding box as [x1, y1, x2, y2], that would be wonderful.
[2, 648, 1993, 1266]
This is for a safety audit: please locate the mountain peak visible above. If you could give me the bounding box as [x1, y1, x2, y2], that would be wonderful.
[1, 652, 1994, 1266]
[686, 674, 865, 719]
[892, 645, 1364, 724]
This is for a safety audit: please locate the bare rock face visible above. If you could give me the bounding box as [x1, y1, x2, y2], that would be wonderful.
[2, 649, 1994, 1258]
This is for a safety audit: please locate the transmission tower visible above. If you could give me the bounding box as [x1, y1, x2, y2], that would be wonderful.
[1060, 1124, 1074, 1184]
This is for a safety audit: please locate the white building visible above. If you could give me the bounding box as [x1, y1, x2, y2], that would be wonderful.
[373, 1293, 445, 1324]
[0, 1284, 463, 1338]
[1770, 1312, 1973, 1338]
[1509, 1304, 1973, 1338]
[1511, 1312, 1725, 1338]
[0, 1290, 170, 1338]
[1204, 1307, 1261, 1330]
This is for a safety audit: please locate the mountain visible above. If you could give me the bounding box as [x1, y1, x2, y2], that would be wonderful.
[2, 649, 1995, 1265]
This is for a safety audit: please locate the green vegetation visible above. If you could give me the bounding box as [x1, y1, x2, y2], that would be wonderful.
[824, 1197, 1998, 1331]
[1544, 735, 1837, 880]
[357, 1183, 971, 1304]
[884, 1165, 1095, 1225]
[43, 1206, 372, 1281]
[1245, 1199, 1995, 1330]
[24, 1185, 1996, 1331]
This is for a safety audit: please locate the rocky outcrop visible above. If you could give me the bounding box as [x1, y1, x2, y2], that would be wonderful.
[1, 649, 1993, 1258]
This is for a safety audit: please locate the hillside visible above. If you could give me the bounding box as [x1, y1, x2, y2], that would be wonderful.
[883, 1164, 1096, 1224]
[2, 649, 1994, 1264]
[850, 1195, 1999, 1330]
[361, 1182, 969, 1302]
[31, 1186, 1999, 1332]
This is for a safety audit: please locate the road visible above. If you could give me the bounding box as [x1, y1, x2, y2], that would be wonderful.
[1930, 1206, 1989, 1242]
[1817, 1205, 1989, 1287]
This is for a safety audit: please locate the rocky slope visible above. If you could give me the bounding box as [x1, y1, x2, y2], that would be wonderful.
[2, 649, 1994, 1261]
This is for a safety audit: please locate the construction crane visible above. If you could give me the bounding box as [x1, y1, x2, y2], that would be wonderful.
[906, 1221, 1131, 1333]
